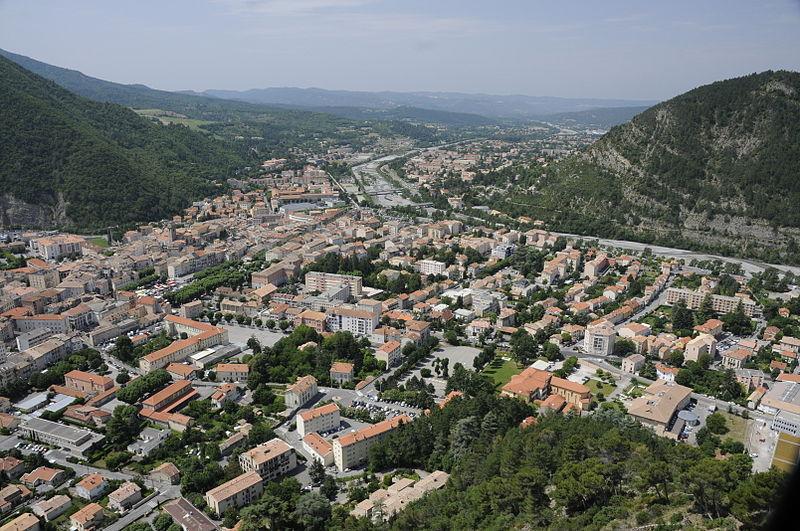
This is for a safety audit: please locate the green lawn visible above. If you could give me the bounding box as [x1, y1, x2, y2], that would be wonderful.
[87, 237, 109, 248]
[584, 379, 616, 396]
[719, 411, 751, 445]
[482, 358, 522, 388]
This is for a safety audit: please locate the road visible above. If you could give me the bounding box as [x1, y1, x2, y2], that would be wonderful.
[551, 231, 800, 276]
[104, 485, 182, 531]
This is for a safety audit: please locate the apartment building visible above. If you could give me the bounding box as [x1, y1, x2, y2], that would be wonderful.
[108, 482, 142, 512]
[205, 471, 264, 515]
[684, 334, 717, 363]
[167, 248, 226, 279]
[416, 259, 447, 276]
[239, 438, 297, 481]
[294, 310, 327, 333]
[29, 235, 84, 261]
[666, 287, 757, 317]
[305, 271, 363, 297]
[583, 321, 615, 356]
[284, 375, 318, 409]
[297, 403, 341, 437]
[375, 340, 402, 368]
[63, 370, 114, 395]
[326, 307, 379, 337]
[333, 415, 411, 471]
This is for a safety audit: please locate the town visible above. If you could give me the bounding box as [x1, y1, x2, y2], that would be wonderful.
[0, 152, 797, 531]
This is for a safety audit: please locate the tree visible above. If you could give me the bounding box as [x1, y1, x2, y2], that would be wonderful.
[695, 293, 716, 324]
[671, 300, 694, 332]
[279, 319, 290, 331]
[320, 475, 338, 500]
[247, 336, 262, 354]
[105, 405, 143, 448]
[510, 330, 537, 365]
[542, 342, 562, 361]
[309, 460, 326, 486]
[667, 350, 685, 367]
[116, 370, 130, 384]
[729, 468, 787, 529]
[613, 339, 635, 357]
[723, 302, 753, 336]
[112, 335, 135, 363]
[294, 492, 331, 530]
[705, 412, 729, 435]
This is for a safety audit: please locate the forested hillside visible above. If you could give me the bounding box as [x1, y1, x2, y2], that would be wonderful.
[485, 71, 800, 263]
[385, 409, 783, 530]
[0, 55, 246, 229]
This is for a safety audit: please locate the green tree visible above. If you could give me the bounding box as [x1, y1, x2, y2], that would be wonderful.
[294, 492, 331, 530]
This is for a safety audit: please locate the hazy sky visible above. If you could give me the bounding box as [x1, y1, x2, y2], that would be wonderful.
[2, 0, 799, 100]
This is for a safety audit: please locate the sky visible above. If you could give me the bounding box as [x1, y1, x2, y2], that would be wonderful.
[1, 0, 800, 101]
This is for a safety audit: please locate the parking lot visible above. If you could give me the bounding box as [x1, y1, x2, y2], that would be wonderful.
[221, 323, 286, 348]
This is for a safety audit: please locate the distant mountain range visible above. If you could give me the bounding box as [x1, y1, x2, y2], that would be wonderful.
[197, 86, 656, 122]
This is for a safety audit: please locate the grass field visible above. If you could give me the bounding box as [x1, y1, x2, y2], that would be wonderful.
[87, 237, 109, 248]
[720, 411, 751, 445]
[135, 108, 215, 131]
[584, 379, 616, 396]
[482, 358, 522, 388]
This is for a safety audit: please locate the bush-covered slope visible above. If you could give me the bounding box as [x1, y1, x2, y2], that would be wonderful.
[494, 71, 800, 263]
[0, 55, 246, 229]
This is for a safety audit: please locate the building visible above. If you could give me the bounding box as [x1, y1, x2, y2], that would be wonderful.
[770, 410, 800, 472]
[19, 417, 104, 457]
[63, 370, 114, 395]
[416, 259, 447, 276]
[333, 415, 410, 471]
[75, 473, 108, 500]
[294, 310, 327, 333]
[303, 432, 334, 466]
[150, 462, 181, 485]
[685, 334, 717, 363]
[69, 502, 104, 531]
[163, 498, 217, 531]
[0, 513, 40, 531]
[141, 380, 196, 412]
[205, 470, 263, 515]
[722, 348, 751, 370]
[583, 321, 615, 356]
[666, 287, 756, 317]
[284, 375, 318, 409]
[297, 403, 340, 437]
[0, 484, 31, 515]
[20, 466, 66, 489]
[139, 316, 227, 372]
[0, 457, 24, 480]
[239, 438, 297, 480]
[108, 482, 142, 512]
[326, 307, 379, 337]
[622, 353, 645, 374]
[305, 271, 363, 297]
[330, 361, 355, 386]
[350, 470, 450, 522]
[31, 494, 71, 522]
[626, 380, 692, 437]
[375, 340, 402, 368]
[214, 363, 249, 382]
[29, 235, 83, 261]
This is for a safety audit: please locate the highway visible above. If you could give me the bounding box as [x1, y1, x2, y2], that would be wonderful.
[551, 231, 800, 276]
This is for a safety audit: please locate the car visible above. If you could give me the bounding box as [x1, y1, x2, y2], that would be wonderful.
[750, 453, 759, 458]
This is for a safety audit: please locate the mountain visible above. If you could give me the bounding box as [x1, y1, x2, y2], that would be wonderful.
[200, 86, 655, 120]
[498, 70, 800, 262]
[540, 105, 651, 129]
[0, 49, 495, 129]
[0, 54, 246, 230]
